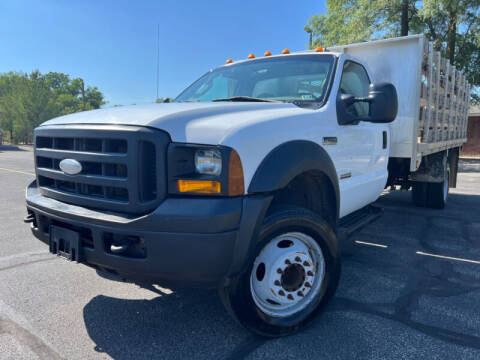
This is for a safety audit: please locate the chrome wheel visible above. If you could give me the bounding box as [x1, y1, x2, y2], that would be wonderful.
[250, 232, 325, 318]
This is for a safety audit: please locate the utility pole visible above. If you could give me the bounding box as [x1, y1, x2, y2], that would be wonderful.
[156, 24, 160, 101]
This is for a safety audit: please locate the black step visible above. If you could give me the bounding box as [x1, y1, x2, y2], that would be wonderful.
[338, 205, 383, 241]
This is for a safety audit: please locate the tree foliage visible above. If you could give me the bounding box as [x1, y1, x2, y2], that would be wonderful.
[0, 71, 105, 143]
[155, 97, 173, 103]
[305, 0, 480, 102]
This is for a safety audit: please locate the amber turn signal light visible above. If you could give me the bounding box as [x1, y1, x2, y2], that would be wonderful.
[282, 48, 290, 54]
[264, 51, 272, 56]
[248, 53, 255, 59]
[177, 180, 221, 194]
[228, 149, 244, 196]
[226, 59, 233, 64]
[315, 46, 324, 52]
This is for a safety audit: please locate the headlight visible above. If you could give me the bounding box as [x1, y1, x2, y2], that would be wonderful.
[167, 144, 244, 196]
[195, 149, 222, 175]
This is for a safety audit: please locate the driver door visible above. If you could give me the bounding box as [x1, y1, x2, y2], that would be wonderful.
[333, 60, 388, 217]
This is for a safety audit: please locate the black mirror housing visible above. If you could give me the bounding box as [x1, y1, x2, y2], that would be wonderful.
[340, 93, 356, 107]
[336, 93, 359, 125]
[365, 82, 398, 123]
[336, 82, 398, 125]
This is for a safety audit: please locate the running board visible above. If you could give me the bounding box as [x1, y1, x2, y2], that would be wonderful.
[338, 205, 383, 241]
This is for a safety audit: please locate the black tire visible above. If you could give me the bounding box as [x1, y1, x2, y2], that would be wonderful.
[426, 167, 449, 209]
[412, 182, 428, 207]
[219, 206, 341, 337]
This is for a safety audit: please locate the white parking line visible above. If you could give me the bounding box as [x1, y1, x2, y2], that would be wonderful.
[416, 251, 480, 265]
[0, 167, 34, 176]
[355, 240, 388, 248]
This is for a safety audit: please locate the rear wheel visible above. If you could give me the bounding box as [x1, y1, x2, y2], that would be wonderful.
[426, 166, 449, 209]
[219, 206, 340, 337]
[411, 165, 449, 209]
[411, 182, 428, 207]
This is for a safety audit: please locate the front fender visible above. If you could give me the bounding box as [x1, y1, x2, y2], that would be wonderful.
[247, 140, 340, 220]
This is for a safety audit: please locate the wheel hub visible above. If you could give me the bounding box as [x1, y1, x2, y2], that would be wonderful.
[281, 264, 306, 292]
[250, 232, 325, 318]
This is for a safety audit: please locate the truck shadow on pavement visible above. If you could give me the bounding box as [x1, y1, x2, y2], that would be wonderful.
[82, 286, 266, 360]
[82, 192, 480, 360]
[0, 145, 29, 152]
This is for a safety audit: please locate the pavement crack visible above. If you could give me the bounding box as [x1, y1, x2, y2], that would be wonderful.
[0, 257, 55, 272]
[333, 297, 480, 350]
[331, 215, 480, 351]
[0, 316, 62, 359]
[225, 336, 268, 360]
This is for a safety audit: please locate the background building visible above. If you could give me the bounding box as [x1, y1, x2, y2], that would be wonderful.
[462, 105, 480, 157]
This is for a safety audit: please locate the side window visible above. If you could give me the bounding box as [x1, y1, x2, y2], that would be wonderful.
[340, 61, 370, 117]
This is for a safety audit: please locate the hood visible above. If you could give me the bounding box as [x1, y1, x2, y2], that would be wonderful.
[41, 102, 304, 144]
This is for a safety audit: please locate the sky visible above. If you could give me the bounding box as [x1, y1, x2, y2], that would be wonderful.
[0, 0, 326, 106]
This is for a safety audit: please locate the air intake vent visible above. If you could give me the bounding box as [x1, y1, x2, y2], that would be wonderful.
[138, 141, 157, 202]
[34, 125, 169, 214]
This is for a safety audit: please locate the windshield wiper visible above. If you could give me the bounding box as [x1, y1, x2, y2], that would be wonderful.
[212, 96, 281, 103]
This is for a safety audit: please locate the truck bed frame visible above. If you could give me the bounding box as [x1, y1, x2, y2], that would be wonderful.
[330, 35, 470, 172]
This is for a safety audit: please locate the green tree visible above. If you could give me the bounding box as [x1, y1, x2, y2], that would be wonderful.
[305, 0, 480, 102]
[421, 0, 480, 100]
[0, 71, 106, 143]
[155, 97, 173, 103]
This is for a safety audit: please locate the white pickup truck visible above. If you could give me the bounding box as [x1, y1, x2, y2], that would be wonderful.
[25, 34, 470, 337]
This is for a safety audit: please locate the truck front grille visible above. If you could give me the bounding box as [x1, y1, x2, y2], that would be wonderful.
[34, 125, 169, 214]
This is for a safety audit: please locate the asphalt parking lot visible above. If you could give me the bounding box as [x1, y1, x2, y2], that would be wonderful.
[1, 145, 479, 360]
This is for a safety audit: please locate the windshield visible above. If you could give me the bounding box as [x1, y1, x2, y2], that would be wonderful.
[175, 55, 335, 105]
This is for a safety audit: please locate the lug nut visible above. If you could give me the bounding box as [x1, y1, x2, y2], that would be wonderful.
[277, 268, 283, 274]
[305, 282, 311, 288]
[279, 290, 285, 296]
[274, 280, 281, 286]
[285, 259, 291, 265]
[307, 271, 314, 276]
[303, 261, 310, 267]
[287, 294, 294, 300]
[295, 256, 301, 262]
[297, 291, 304, 297]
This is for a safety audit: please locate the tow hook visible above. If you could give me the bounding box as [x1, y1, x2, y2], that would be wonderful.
[110, 244, 129, 254]
[23, 213, 35, 223]
[110, 237, 134, 254]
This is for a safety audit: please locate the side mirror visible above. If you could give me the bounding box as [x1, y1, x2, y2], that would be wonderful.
[365, 82, 398, 123]
[336, 93, 360, 125]
[340, 93, 356, 106]
[336, 82, 398, 125]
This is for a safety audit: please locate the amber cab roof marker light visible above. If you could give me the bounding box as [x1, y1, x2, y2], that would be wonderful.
[248, 53, 256, 59]
[315, 46, 324, 52]
[226, 59, 233, 64]
[282, 48, 290, 54]
[264, 51, 272, 56]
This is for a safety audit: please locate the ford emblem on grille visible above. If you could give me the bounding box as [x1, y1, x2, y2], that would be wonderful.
[59, 159, 82, 175]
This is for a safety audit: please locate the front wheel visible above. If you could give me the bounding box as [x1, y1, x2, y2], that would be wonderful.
[219, 206, 340, 337]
